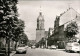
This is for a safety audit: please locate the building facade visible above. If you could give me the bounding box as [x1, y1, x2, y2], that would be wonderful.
[36, 11, 45, 43]
[48, 28, 54, 37]
[52, 8, 80, 48]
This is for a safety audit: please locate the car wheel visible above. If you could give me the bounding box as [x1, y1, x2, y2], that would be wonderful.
[77, 51, 80, 53]
[68, 50, 72, 53]
[16, 52, 18, 54]
[23, 51, 26, 54]
[54, 48, 56, 50]
[66, 50, 70, 53]
[65, 50, 68, 52]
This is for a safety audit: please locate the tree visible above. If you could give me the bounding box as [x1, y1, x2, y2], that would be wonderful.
[36, 38, 46, 48]
[0, 0, 27, 54]
[12, 19, 25, 50]
[19, 33, 29, 45]
[0, 0, 18, 40]
[12, 19, 25, 41]
[0, 0, 18, 56]
[0, 0, 6, 39]
[47, 37, 54, 46]
[65, 21, 79, 40]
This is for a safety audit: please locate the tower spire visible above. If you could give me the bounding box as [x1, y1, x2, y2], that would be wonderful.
[40, 5, 42, 12]
[39, 5, 42, 15]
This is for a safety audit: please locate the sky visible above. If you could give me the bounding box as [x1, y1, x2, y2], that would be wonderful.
[17, 0, 80, 40]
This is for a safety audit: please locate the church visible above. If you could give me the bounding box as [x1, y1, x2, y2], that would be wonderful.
[36, 11, 46, 43]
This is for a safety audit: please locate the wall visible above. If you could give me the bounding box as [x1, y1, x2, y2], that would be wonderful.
[36, 29, 45, 43]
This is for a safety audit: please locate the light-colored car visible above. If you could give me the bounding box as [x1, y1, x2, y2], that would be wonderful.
[16, 45, 26, 54]
[31, 45, 36, 49]
[48, 46, 51, 49]
[25, 45, 28, 49]
[50, 45, 57, 49]
[65, 42, 80, 53]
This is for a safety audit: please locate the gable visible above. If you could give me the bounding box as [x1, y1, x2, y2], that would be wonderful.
[59, 8, 80, 26]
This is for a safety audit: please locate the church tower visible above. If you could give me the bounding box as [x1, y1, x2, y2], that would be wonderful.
[36, 11, 45, 43]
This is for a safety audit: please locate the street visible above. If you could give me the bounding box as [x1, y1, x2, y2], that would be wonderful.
[13, 48, 80, 56]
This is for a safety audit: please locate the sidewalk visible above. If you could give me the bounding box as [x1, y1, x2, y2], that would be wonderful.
[10, 51, 16, 56]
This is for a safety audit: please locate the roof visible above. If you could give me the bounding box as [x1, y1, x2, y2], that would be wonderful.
[37, 12, 44, 21]
[59, 8, 80, 26]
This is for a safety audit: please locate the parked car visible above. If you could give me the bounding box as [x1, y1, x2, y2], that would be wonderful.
[16, 45, 26, 54]
[25, 45, 28, 49]
[50, 45, 57, 49]
[47, 46, 51, 49]
[65, 42, 80, 53]
[31, 45, 36, 49]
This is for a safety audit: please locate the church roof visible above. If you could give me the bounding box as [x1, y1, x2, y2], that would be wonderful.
[59, 8, 80, 26]
[37, 12, 44, 21]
